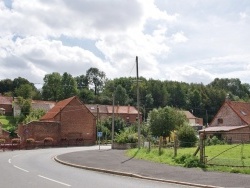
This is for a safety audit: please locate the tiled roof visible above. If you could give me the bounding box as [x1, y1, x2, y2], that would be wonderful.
[86, 104, 140, 115]
[0, 96, 13, 105]
[200, 125, 249, 132]
[40, 96, 75, 120]
[85, 104, 108, 114]
[227, 101, 250, 124]
[106, 105, 139, 114]
[180, 111, 196, 119]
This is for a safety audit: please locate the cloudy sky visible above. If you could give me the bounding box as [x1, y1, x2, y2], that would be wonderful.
[1, 0, 250, 88]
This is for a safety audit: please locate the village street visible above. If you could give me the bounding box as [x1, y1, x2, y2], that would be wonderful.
[0, 146, 194, 188]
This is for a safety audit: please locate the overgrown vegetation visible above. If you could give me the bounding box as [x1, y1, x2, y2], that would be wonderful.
[177, 123, 198, 147]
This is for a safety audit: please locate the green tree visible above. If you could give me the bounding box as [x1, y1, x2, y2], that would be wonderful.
[60, 72, 78, 99]
[24, 109, 46, 124]
[148, 106, 186, 138]
[15, 97, 32, 117]
[177, 123, 198, 147]
[42, 72, 62, 101]
[86, 68, 106, 95]
[0, 79, 13, 94]
[114, 85, 129, 105]
[15, 84, 33, 99]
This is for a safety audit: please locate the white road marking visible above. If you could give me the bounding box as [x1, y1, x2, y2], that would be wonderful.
[14, 165, 29, 172]
[38, 175, 71, 187]
[8, 159, 11, 163]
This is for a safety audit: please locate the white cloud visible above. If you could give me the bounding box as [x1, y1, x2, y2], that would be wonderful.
[1, 0, 250, 87]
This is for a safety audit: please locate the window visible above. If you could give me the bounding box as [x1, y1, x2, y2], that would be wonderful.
[217, 118, 223, 124]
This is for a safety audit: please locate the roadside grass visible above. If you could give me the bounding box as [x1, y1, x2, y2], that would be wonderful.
[126, 144, 250, 174]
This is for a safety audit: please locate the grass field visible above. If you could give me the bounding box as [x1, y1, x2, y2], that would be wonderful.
[127, 144, 250, 174]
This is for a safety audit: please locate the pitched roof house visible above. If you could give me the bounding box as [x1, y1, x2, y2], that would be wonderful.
[0, 95, 13, 115]
[200, 100, 250, 143]
[18, 96, 96, 146]
[181, 111, 203, 130]
[86, 104, 142, 124]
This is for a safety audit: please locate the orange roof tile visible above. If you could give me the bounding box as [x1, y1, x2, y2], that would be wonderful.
[227, 101, 250, 125]
[40, 96, 75, 120]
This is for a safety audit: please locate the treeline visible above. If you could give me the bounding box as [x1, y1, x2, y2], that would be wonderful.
[1, 67, 250, 124]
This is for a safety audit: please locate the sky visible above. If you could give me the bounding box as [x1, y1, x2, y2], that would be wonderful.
[1, 0, 250, 88]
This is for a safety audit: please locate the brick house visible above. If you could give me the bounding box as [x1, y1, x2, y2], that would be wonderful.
[181, 110, 203, 130]
[18, 96, 96, 146]
[86, 104, 142, 124]
[200, 99, 250, 143]
[0, 95, 13, 115]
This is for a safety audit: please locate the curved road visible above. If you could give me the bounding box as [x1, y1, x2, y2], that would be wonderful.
[0, 146, 193, 188]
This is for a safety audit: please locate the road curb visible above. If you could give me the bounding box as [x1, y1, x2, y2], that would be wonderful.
[54, 156, 222, 188]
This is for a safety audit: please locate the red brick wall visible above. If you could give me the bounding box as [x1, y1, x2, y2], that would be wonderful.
[53, 98, 96, 145]
[210, 103, 244, 127]
[18, 121, 60, 143]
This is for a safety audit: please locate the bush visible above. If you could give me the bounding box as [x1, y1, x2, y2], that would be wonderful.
[206, 136, 225, 145]
[177, 124, 198, 147]
[174, 154, 204, 168]
[114, 126, 138, 144]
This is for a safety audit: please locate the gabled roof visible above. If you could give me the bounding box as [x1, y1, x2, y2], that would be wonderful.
[0, 96, 13, 105]
[226, 101, 250, 125]
[40, 96, 75, 120]
[180, 111, 196, 119]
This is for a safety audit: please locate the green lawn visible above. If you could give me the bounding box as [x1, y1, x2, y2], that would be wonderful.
[0, 115, 15, 129]
[127, 144, 250, 174]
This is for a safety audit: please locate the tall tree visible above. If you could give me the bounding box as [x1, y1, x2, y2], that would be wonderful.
[114, 85, 129, 105]
[60, 72, 78, 99]
[86, 68, 106, 95]
[15, 84, 34, 99]
[0, 79, 13, 94]
[42, 72, 62, 101]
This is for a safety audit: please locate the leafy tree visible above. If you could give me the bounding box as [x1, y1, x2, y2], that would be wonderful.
[114, 85, 129, 105]
[148, 106, 186, 138]
[86, 68, 106, 95]
[42, 72, 62, 101]
[78, 88, 95, 103]
[0, 79, 13, 94]
[24, 109, 46, 124]
[60, 72, 78, 99]
[15, 84, 34, 99]
[15, 97, 32, 117]
[177, 123, 198, 147]
[75, 75, 88, 89]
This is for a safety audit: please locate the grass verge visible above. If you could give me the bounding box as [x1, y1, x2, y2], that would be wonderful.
[126, 145, 250, 174]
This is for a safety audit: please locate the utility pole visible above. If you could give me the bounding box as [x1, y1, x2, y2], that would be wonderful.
[111, 93, 115, 148]
[136, 56, 141, 149]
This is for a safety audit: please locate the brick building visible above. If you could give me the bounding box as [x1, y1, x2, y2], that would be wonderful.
[86, 104, 142, 124]
[200, 99, 250, 143]
[0, 95, 13, 115]
[18, 96, 96, 146]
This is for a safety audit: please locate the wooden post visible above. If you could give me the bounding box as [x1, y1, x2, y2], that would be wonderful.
[174, 132, 178, 157]
[199, 132, 205, 164]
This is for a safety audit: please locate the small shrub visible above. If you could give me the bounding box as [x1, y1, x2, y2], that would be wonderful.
[177, 124, 198, 147]
[174, 154, 204, 168]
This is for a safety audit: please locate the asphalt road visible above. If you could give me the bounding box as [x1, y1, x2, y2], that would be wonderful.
[0, 146, 194, 188]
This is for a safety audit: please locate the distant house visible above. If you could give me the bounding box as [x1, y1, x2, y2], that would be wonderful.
[13, 99, 56, 117]
[86, 104, 142, 124]
[0, 95, 13, 115]
[181, 111, 203, 131]
[200, 99, 250, 143]
[18, 96, 96, 146]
